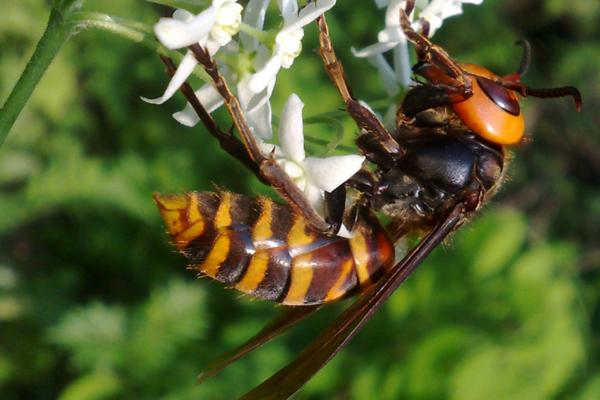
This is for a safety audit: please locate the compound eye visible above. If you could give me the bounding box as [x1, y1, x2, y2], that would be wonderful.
[476, 76, 521, 116]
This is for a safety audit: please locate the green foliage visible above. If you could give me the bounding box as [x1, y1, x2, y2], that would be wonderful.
[1, 0, 599, 399]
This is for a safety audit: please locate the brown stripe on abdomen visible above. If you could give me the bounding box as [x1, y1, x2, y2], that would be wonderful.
[215, 195, 262, 285]
[247, 199, 294, 301]
[349, 212, 395, 291]
[302, 240, 357, 305]
[250, 249, 292, 301]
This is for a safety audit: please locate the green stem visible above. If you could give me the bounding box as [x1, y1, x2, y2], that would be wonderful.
[239, 22, 272, 45]
[0, 7, 74, 146]
[68, 12, 211, 87]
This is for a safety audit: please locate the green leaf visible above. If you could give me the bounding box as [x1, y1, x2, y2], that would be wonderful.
[0, 355, 12, 385]
[58, 371, 121, 400]
[406, 327, 476, 399]
[471, 209, 528, 278]
[577, 375, 600, 400]
[126, 280, 206, 376]
[49, 303, 127, 371]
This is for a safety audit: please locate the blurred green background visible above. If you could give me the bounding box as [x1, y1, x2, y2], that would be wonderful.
[1, 0, 599, 399]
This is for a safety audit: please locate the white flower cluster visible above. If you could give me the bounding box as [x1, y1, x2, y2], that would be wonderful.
[354, 0, 484, 94]
[143, 0, 363, 215]
[143, 0, 484, 217]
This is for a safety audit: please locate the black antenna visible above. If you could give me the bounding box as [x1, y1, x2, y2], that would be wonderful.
[515, 40, 531, 77]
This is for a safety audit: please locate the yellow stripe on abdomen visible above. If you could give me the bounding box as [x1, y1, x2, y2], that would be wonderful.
[253, 198, 272, 242]
[283, 254, 314, 305]
[214, 192, 233, 228]
[200, 232, 230, 278]
[235, 250, 270, 293]
[349, 230, 372, 287]
[283, 216, 316, 304]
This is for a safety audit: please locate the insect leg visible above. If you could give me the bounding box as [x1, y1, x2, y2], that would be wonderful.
[324, 184, 346, 234]
[187, 45, 333, 233]
[399, 83, 470, 118]
[316, 15, 405, 159]
[399, 9, 468, 89]
[160, 56, 262, 178]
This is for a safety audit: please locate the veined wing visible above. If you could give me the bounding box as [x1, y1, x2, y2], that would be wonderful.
[240, 204, 466, 400]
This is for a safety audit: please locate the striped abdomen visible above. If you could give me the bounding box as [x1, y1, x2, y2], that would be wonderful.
[154, 192, 394, 306]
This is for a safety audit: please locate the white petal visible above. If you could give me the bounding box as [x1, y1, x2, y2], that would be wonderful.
[154, 7, 217, 49]
[244, 0, 270, 29]
[303, 183, 324, 211]
[194, 83, 223, 113]
[141, 51, 197, 104]
[172, 104, 200, 127]
[246, 101, 273, 139]
[421, 15, 443, 36]
[367, 53, 400, 96]
[258, 141, 283, 157]
[337, 224, 353, 238]
[237, 72, 275, 139]
[240, 78, 274, 140]
[172, 84, 224, 127]
[253, 44, 271, 69]
[352, 41, 398, 58]
[384, 0, 406, 26]
[205, 39, 222, 56]
[279, 93, 306, 163]
[173, 9, 194, 22]
[303, 155, 365, 192]
[247, 54, 283, 93]
[378, 26, 405, 43]
[278, 0, 299, 21]
[238, 75, 274, 114]
[281, 0, 336, 33]
[279, 159, 305, 181]
[392, 42, 411, 87]
[241, 0, 270, 49]
[237, 75, 273, 139]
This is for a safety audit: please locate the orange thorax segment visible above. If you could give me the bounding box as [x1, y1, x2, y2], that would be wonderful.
[452, 64, 525, 145]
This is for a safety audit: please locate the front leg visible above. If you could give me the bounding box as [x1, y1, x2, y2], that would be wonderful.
[316, 15, 404, 159]
[399, 83, 472, 119]
[188, 45, 334, 234]
[160, 56, 261, 179]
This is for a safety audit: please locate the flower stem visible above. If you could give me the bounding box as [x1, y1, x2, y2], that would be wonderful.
[0, 7, 74, 147]
[239, 22, 272, 44]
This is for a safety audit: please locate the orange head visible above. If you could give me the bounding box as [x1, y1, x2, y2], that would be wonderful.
[399, 4, 583, 147]
[453, 64, 525, 145]
[447, 42, 582, 146]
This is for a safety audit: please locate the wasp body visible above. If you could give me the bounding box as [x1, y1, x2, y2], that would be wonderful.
[154, 2, 581, 398]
